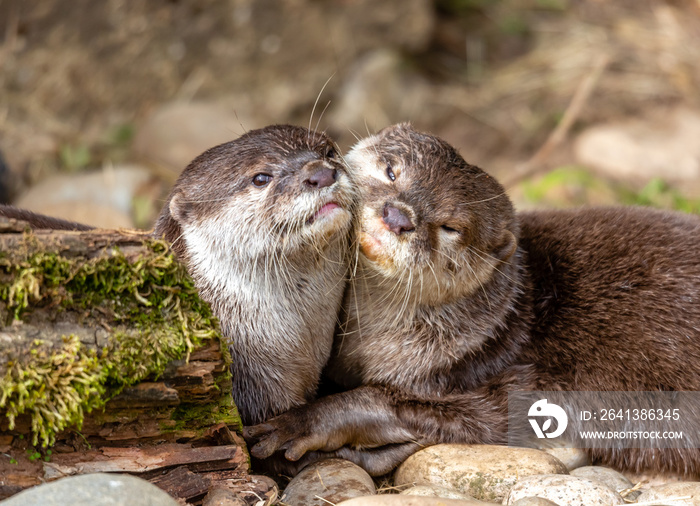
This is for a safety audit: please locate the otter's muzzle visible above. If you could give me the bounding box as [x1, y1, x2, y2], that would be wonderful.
[303, 163, 337, 189]
[383, 204, 415, 236]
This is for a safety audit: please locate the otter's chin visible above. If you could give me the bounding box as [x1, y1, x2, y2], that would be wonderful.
[359, 231, 383, 262]
[305, 206, 353, 243]
[307, 202, 340, 225]
[359, 231, 401, 271]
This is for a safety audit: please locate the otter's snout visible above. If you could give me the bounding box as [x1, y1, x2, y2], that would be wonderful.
[304, 166, 337, 189]
[383, 204, 415, 235]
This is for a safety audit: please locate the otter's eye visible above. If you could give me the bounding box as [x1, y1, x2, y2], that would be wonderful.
[386, 164, 396, 182]
[325, 146, 336, 159]
[441, 225, 459, 234]
[252, 173, 273, 187]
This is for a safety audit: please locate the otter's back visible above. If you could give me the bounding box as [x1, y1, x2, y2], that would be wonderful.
[518, 206, 700, 390]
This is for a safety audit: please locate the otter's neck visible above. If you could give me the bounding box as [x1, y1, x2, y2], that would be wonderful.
[332, 248, 532, 395]
[183, 224, 349, 425]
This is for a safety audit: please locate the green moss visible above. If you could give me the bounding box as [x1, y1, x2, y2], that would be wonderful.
[0, 238, 225, 447]
[620, 178, 700, 214]
[522, 167, 700, 214]
[465, 472, 504, 502]
[169, 395, 242, 435]
[1, 335, 106, 447]
[164, 350, 241, 435]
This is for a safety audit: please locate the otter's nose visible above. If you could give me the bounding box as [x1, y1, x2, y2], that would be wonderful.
[383, 205, 415, 235]
[304, 167, 337, 189]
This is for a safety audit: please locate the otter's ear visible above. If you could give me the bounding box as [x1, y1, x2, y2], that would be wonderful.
[168, 193, 190, 224]
[377, 122, 413, 137]
[493, 230, 517, 262]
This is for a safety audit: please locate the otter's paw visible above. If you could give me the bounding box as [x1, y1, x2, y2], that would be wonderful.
[244, 408, 345, 461]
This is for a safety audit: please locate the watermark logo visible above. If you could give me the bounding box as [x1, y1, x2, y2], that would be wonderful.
[509, 391, 697, 449]
[528, 398, 568, 439]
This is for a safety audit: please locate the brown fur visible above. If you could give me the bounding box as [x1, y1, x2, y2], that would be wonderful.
[246, 123, 700, 477]
[155, 124, 357, 425]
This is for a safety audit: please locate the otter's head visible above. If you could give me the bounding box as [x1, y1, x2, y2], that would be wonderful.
[155, 124, 355, 267]
[346, 123, 517, 306]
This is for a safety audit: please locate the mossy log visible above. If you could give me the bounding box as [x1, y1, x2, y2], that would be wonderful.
[0, 217, 276, 504]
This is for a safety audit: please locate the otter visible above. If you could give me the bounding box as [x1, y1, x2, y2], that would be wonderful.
[154, 124, 356, 425]
[1, 125, 356, 427]
[245, 123, 700, 476]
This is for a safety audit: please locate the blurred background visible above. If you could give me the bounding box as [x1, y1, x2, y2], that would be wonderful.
[1, 0, 699, 229]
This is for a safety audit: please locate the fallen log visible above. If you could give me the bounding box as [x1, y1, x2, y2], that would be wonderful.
[0, 217, 276, 504]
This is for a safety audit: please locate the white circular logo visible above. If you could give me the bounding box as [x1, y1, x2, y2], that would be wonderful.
[528, 398, 568, 439]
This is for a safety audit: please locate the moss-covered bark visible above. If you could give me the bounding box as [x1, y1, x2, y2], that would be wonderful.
[0, 220, 238, 447]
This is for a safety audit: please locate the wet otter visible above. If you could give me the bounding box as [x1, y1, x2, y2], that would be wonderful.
[154, 124, 356, 425]
[246, 123, 700, 476]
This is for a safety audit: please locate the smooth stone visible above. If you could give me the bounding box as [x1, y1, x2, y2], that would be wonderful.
[394, 444, 568, 503]
[202, 487, 246, 506]
[511, 498, 559, 506]
[543, 448, 590, 471]
[574, 106, 700, 182]
[281, 459, 375, 506]
[636, 482, 700, 506]
[401, 484, 476, 500]
[623, 470, 685, 488]
[133, 101, 260, 176]
[15, 164, 154, 228]
[505, 474, 624, 506]
[338, 496, 488, 505]
[0, 473, 178, 506]
[570, 466, 637, 498]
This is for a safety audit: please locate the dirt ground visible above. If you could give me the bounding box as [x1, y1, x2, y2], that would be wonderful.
[1, 0, 700, 223]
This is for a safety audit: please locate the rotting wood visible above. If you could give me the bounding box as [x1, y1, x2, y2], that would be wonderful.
[0, 218, 276, 505]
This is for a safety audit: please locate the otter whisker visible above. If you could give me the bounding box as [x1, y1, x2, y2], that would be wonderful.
[314, 100, 332, 138]
[467, 246, 524, 288]
[425, 259, 442, 301]
[308, 73, 335, 142]
[173, 196, 234, 204]
[461, 251, 492, 312]
[463, 192, 508, 206]
[347, 128, 363, 144]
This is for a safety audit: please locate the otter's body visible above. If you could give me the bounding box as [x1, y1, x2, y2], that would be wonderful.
[247, 124, 700, 477]
[520, 207, 700, 392]
[154, 125, 356, 425]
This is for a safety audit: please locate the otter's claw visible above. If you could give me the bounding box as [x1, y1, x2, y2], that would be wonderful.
[244, 405, 350, 461]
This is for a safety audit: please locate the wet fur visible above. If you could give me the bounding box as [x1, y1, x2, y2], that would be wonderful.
[155, 124, 357, 426]
[246, 123, 700, 477]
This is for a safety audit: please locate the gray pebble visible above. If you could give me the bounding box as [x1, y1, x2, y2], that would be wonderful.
[202, 487, 246, 506]
[543, 448, 590, 471]
[570, 466, 638, 499]
[505, 474, 624, 505]
[400, 484, 478, 500]
[281, 458, 375, 506]
[636, 481, 700, 506]
[395, 444, 568, 503]
[337, 495, 489, 505]
[512, 497, 559, 506]
[0, 473, 178, 506]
